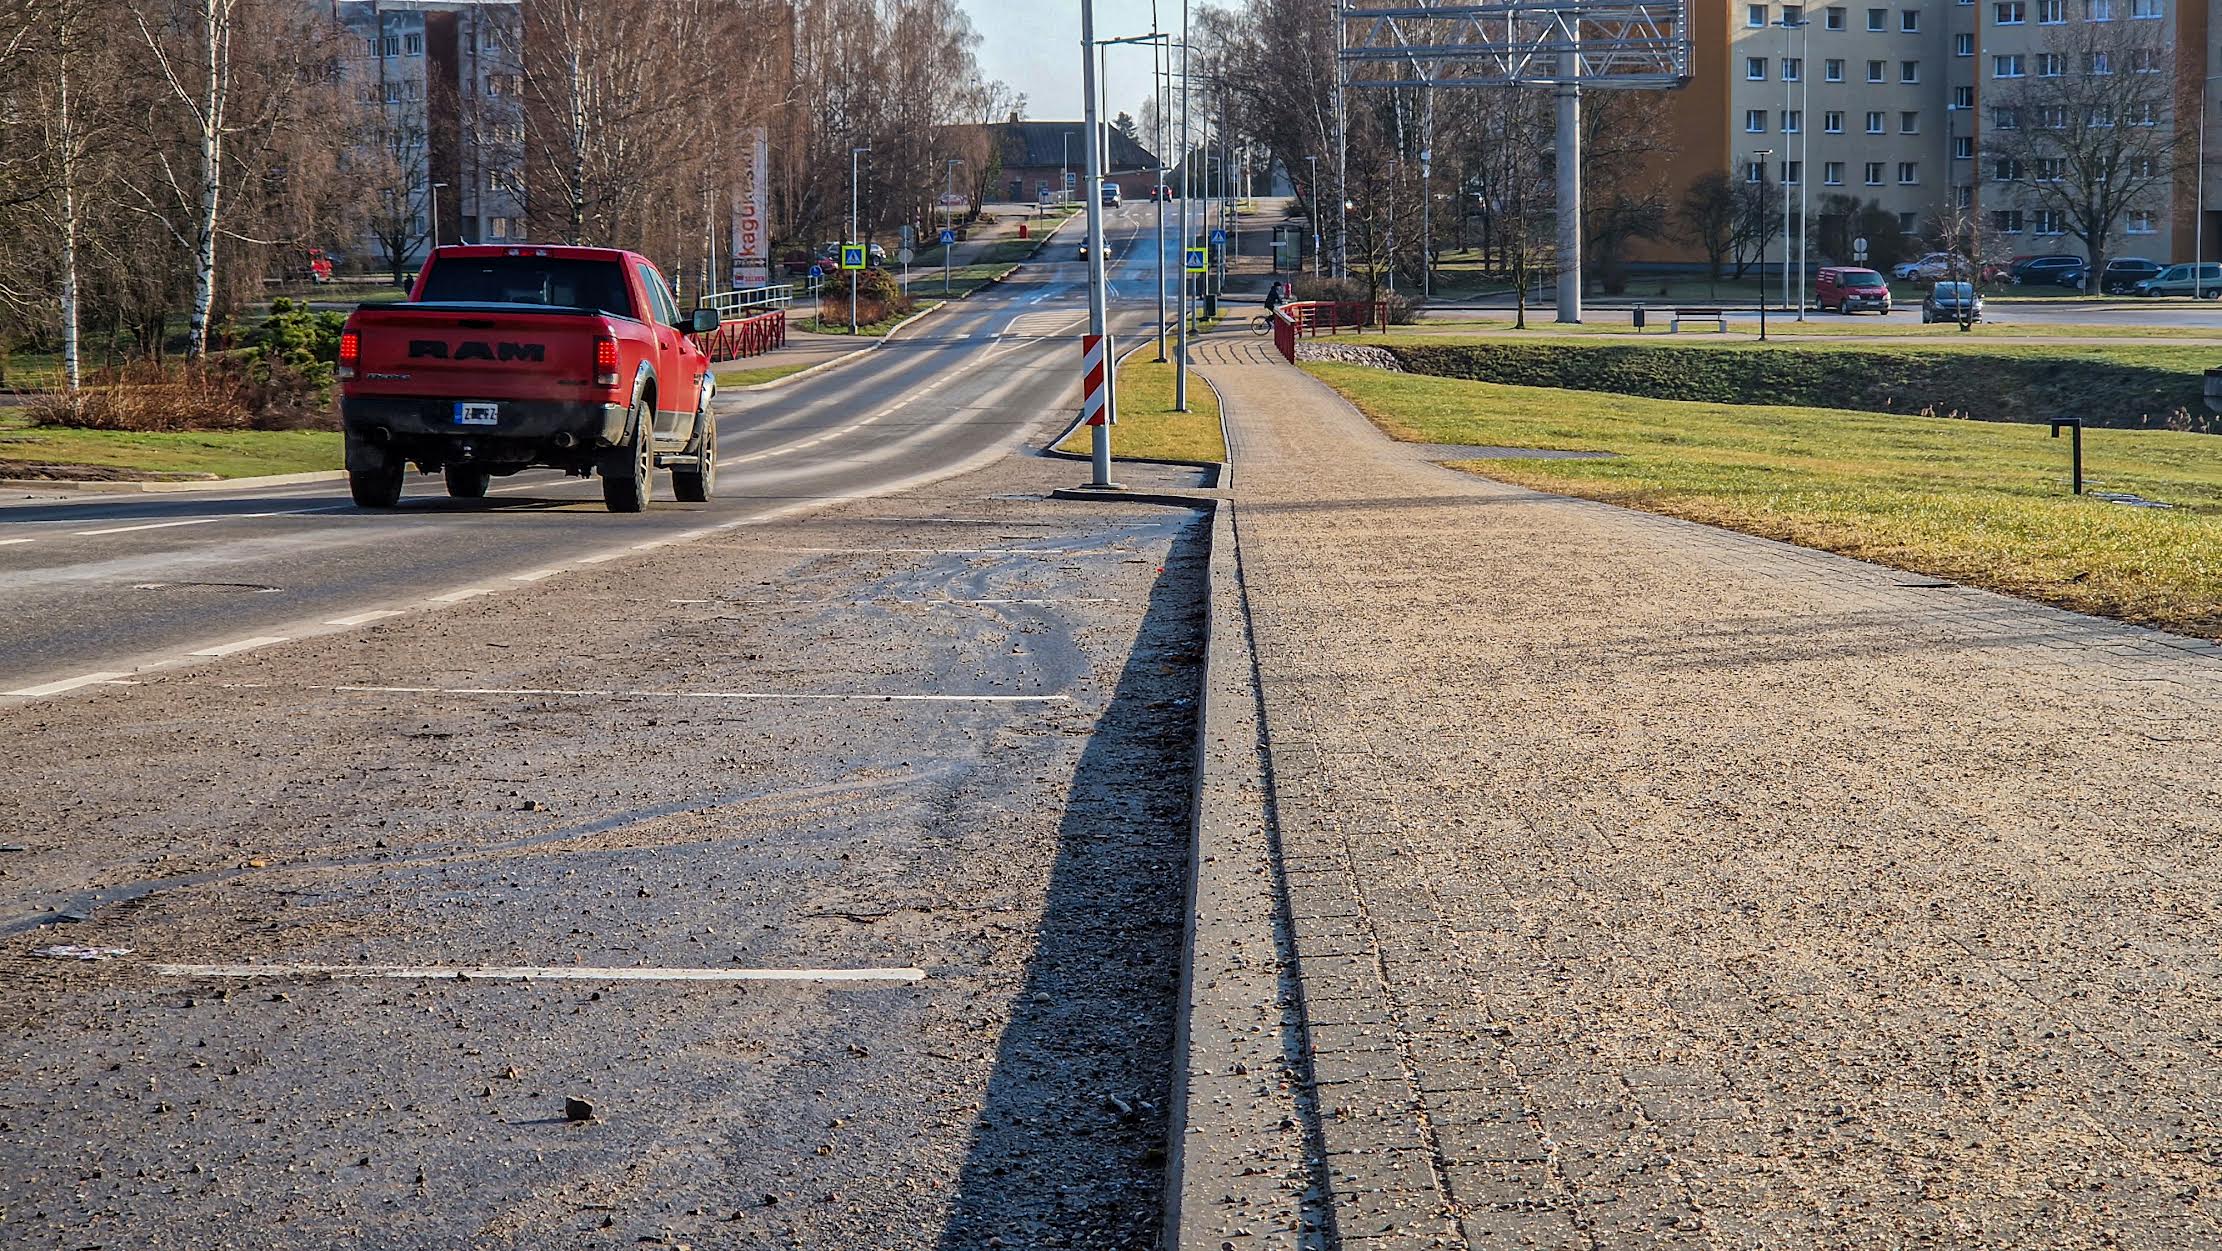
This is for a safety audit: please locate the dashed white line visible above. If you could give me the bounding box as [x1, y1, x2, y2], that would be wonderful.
[150, 962, 928, 984]
[324, 609, 406, 627]
[574, 552, 623, 564]
[301, 683, 1070, 703]
[0, 538, 34, 547]
[74, 517, 227, 537]
[3, 671, 132, 698]
[187, 636, 290, 658]
[427, 587, 495, 603]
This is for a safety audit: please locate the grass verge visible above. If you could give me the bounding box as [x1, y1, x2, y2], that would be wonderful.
[0, 411, 340, 479]
[1304, 361, 2222, 637]
[1058, 355, 1225, 462]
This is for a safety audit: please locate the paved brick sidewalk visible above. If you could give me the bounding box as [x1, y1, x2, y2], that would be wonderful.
[1188, 336, 2222, 1250]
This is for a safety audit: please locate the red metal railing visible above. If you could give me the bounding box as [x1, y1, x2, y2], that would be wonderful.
[691, 309, 788, 362]
[1270, 299, 1389, 363]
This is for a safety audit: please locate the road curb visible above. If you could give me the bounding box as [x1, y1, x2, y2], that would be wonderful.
[1157, 495, 1327, 1249]
[0, 469, 346, 495]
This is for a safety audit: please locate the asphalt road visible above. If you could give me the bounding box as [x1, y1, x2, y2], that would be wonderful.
[0, 204, 1172, 699]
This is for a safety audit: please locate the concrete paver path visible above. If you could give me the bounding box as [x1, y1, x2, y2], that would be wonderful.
[1190, 336, 2222, 1249]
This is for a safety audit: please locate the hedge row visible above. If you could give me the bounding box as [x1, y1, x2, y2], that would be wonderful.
[1382, 342, 2217, 433]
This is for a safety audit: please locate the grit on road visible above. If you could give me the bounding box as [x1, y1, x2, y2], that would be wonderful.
[0, 207, 1210, 1249]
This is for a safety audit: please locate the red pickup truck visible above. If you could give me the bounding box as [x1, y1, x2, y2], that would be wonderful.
[337, 245, 719, 511]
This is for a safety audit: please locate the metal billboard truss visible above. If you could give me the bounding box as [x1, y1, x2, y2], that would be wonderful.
[1339, 0, 1689, 88]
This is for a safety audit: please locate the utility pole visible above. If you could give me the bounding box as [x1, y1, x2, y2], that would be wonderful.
[850, 145, 868, 335]
[1176, 0, 1191, 411]
[944, 158, 963, 296]
[1305, 154, 1321, 278]
[1554, 26, 1580, 323]
[1332, 0, 1348, 277]
[1152, 11, 1169, 360]
[1081, 0, 1115, 486]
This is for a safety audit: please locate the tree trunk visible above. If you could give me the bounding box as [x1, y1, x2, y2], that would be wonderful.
[184, 0, 227, 359]
[56, 6, 81, 389]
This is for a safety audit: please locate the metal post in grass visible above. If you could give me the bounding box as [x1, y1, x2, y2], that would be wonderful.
[1753, 148, 1771, 342]
[2051, 419, 2084, 495]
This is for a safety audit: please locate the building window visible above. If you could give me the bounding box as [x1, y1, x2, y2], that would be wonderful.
[2038, 0, 2064, 17]
[2034, 209, 2064, 233]
[1824, 109, 1845, 131]
[1826, 3, 1847, 24]
[1902, 60, 1920, 81]
[1992, 209, 2024, 233]
[1868, 58, 1887, 80]
[1995, 155, 2023, 178]
[2035, 157, 2066, 180]
[1954, 136, 1975, 158]
[1953, 85, 1975, 108]
[1902, 7, 1920, 27]
[1747, 108, 1769, 132]
[1785, 109, 1803, 132]
[2130, 49, 2159, 72]
[1784, 57, 1802, 79]
[1825, 161, 1845, 183]
[2088, 0, 2112, 15]
[1784, 160, 1803, 184]
[2087, 51, 2110, 73]
[1954, 32, 1974, 53]
[1996, 0, 2024, 18]
[1867, 5, 1887, 26]
[1826, 57, 1845, 79]
[2036, 51, 2063, 75]
[403, 32, 423, 55]
[1787, 4, 1806, 22]
[2128, 210, 2156, 233]
[1746, 160, 1768, 182]
[2130, 102, 2158, 125]
[2130, 0, 2159, 15]
[1867, 109, 1887, 132]
[1898, 161, 1920, 183]
[1898, 212, 1919, 232]
[1993, 53, 2024, 75]
[490, 216, 508, 239]
[1901, 110, 1920, 132]
[1955, 185, 1974, 208]
[1865, 161, 1886, 184]
[1748, 56, 1768, 79]
[1994, 105, 2019, 127]
[1750, 2, 1769, 23]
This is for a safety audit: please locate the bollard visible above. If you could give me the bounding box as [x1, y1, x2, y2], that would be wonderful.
[1632, 303, 1646, 332]
[2050, 419, 2084, 495]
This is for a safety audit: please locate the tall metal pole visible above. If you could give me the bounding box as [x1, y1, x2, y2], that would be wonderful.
[1062, 132, 1072, 205]
[2200, 74, 2213, 296]
[1082, 0, 1113, 485]
[849, 146, 867, 335]
[1332, 0, 1349, 277]
[1421, 85, 1433, 299]
[1305, 154, 1321, 278]
[1796, 18, 1809, 318]
[1755, 148, 1772, 341]
[1554, 26, 1581, 323]
[944, 158, 960, 296]
[1780, 18, 1793, 315]
[1153, 10, 1168, 360]
[1176, 0, 1191, 411]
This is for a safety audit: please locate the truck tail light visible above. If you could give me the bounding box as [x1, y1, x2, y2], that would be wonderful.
[337, 330, 359, 380]
[593, 336, 620, 388]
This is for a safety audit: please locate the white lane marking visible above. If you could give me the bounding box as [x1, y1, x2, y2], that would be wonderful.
[302, 683, 1070, 703]
[509, 568, 563, 582]
[188, 636, 290, 658]
[427, 587, 495, 603]
[763, 546, 1074, 555]
[575, 552, 623, 564]
[74, 517, 227, 537]
[0, 538, 34, 547]
[151, 963, 928, 984]
[4, 671, 132, 698]
[325, 609, 406, 627]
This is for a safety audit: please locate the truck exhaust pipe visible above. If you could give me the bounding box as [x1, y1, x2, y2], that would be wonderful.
[551, 432, 577, 449]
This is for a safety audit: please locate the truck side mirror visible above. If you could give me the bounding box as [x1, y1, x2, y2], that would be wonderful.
[689, 308, 720, 334]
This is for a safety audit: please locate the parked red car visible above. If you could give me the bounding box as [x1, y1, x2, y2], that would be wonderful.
[338, 245, 718, 512]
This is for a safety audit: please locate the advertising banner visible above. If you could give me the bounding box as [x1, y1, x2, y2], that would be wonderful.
[730, 127, 770, 289]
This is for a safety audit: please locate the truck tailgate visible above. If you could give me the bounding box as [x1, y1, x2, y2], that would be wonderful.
[347, 304, 613, 403]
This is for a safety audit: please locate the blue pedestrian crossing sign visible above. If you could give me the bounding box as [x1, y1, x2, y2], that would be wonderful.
[939, 228, 956, 245]
[1183, 246, 1207, 274]
[1210, 228, 1227, 246]
[840, 243, 866, 270]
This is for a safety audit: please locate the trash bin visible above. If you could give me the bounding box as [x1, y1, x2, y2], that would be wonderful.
[1017, 223, 1028, 239]
[1632, 303, 1645, 331]
[1203, 289, 1218, 319]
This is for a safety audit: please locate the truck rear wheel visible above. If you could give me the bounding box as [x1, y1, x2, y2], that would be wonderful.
[349, 461, 404, 509]
[602, 400, 654, 513]
[444, 465, 490, 498]
[672, 412, 716, 503]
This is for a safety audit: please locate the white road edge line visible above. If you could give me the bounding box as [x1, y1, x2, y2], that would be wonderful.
[150, 963, 928, 983]
[305, 684, 1070, 702]
[74, 517, 226, 537]
[509, 568, 564, 582]
[4, 671, 132, 698]
[0, 538, 34, 547]
[187, 636, 289, 658]
[427, 587, 495, 603]
[325, 609, 406, 627]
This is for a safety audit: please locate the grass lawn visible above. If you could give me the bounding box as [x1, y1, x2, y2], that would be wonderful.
[712, 360, 819, 388]
[0, 412, 340, 479]
[798, 300, 942, 337]
[1397, 316, 2222, 342]
[1305, 362, 2222, 637]
[1058, 355, 1224, 462]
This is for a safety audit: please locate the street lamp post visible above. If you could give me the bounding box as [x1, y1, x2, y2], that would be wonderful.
[1305, 154, 1321, 278]
[944, 157, 964, 295]
[1080, 0, 1115, 487]
[1176, 0, 1191, 412]
[428, 181, 448, 256]
[2198, 73, 2221, 296]
[1779, 15, 1810, 319]
[1754, 148, 1772, 341]
[849, 145, 868, 335]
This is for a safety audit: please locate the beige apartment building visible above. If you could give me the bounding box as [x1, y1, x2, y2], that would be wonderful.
[1648, 0, 2211, 269]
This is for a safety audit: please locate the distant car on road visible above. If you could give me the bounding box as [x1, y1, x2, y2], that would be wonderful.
[1892, 252, 1962, 281]
[1922, 281, 1983, 323]
[1100, 181, 1122, 207]
[1077, 241, 1090, 260]
[1815, 266, 1892, 314]
[2097, 257, 2165, 293]
[2133, 261, 2222, 297]
[2010, 254, 2084, 287]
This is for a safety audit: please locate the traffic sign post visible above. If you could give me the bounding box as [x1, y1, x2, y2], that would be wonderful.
[1184, 247, 1207, 273]
[1852, 234, 1869, 264]
[1080, 332, 1116, 488]
[840, 244, 865, 270]
[940, 227, 957, 295]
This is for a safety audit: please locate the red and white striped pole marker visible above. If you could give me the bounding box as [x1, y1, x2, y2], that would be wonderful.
[1081, 332, 1117, 488]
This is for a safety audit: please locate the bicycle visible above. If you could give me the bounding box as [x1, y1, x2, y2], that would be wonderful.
[1251, 312, 1275, 335]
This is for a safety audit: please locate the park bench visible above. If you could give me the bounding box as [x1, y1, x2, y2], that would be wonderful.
[1668, 307, 1730, 334]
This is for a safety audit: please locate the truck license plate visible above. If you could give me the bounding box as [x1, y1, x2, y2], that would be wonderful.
[454, 402, 499, 426]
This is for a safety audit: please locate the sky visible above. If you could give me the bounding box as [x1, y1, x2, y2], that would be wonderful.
[962, 0, 1179, 127]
